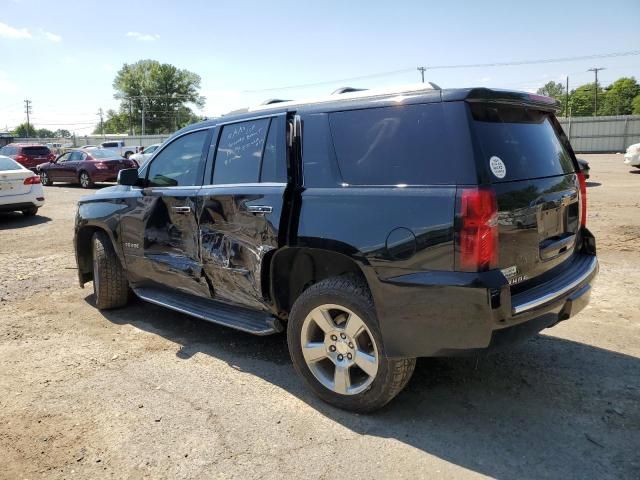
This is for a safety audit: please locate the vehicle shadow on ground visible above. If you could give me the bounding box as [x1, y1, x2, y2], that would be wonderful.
[628, 170, 640, 175]
[586, 181, 602, 187]
[0, 212, 52, 229]
[90, 295, 639, 479]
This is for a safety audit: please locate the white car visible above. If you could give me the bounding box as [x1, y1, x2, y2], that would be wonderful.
[0, 155, 45, 216]
[624, 143, 640, 168]
[129, 143, 161, 166]
[100, 141, 142, 159]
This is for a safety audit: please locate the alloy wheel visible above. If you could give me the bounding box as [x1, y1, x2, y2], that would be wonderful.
[300, 304, 379, 395]
[80, 172, 90, 188]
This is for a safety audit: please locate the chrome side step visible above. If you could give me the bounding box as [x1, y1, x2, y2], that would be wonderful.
[133, 287, 282, 336]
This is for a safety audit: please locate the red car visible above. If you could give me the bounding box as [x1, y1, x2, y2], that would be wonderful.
[37, 148, 138, 188]
[0, 143, 56, 171]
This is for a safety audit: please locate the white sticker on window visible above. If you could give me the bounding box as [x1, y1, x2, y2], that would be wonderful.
[489, 156, 506, 179]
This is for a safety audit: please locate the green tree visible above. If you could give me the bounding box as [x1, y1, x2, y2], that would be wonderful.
[537, 81, 567, 116]
[54, 129, 71, 138]
[568, 83, 604, 117]
[12, 123, 34, 137]
[632, 95, 640, 115]
[110, 59, 205, 134]
[35, 128, 55, 138]
[93, 109, 129, 134]
[599, 77, 640, 116]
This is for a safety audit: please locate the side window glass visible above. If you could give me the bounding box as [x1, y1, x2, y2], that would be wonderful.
[260, 118, 287, 183]
[147, 129, 208, 187]
[213, 119, 269, 184]
[69, 151, 83, 161]
[58, 153, 71, 163]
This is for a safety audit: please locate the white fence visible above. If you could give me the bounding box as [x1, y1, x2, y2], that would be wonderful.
[14, 134, 170, 149]
[558, 115, 640, 153]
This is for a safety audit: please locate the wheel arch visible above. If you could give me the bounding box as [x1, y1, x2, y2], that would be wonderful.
[75, 225, 119, 287]
[268, 247, 373, 317]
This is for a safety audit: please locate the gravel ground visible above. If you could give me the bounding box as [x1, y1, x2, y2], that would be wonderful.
[0, 154, 638, 479]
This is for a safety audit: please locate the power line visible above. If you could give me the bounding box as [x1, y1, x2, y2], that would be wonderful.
[244, 49, 640, 93]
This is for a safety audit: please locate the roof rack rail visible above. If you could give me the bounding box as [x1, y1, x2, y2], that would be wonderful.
[331, 87, 368, 95]
[260, 98, 292, 105]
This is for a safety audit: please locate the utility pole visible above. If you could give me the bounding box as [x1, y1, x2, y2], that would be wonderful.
[417, 66, 426, 83]
[141, 99, 146, 136]
[97, 108, 104, 139]
[128, 99, 133, 136]
[565, 76, 569, 118]
[24, 99, 32, 137]
[587, 67, 605, 116]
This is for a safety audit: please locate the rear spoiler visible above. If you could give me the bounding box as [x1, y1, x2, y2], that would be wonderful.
[442, 88, 561, 113]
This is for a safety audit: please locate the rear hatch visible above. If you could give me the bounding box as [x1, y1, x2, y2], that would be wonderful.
[469, 102, 581, 288]
[21, 146, 51, 168]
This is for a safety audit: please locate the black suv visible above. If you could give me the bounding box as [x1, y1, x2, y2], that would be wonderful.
[74, 85, 598, 412]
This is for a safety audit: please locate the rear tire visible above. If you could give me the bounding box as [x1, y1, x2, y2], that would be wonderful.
[92, 231, 129, 310]
[21, 207, 38, 216]
[40, 171, 53, 186]
[287, 276, 416, 413]
[79, 171, 93, 189]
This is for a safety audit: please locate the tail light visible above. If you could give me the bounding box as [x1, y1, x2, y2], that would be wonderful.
[94, 162, 108, 170]
[47, 153, 56, 161]
[457, 187, 499, 271]
[24, 176, 41, 185]
[15, 153, 27, 163]
[577, 172, 587, 227]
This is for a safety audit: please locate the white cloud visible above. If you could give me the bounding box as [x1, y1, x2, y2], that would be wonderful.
[126, 31, 160, 42]
[41, 30, 62, 43]
[0, 21, 32, 39]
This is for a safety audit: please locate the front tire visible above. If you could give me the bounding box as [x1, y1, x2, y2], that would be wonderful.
[79, 171, 93, 189]
[21, 206, 38, 216]
[92, 231, 129, 309]
[287, 276, 416, 412]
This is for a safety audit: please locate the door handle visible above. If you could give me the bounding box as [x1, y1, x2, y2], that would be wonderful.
[245, 205, 273, 215]
[171, 206, 192, 214]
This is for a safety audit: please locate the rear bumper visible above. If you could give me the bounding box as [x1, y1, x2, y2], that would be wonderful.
[373, 249, 598, 358]
[624, 152, 640, 166]
[0, 191, 45, 211]
[90, 171, 118, 182]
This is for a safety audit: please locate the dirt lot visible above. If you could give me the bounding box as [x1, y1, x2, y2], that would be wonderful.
[0, 154, 638, 479]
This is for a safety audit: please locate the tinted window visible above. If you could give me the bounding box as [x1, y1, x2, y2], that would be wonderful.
[69, 151, 84, 161]
[470, 104, 574, 182]
[260, 118, 287, 182]
[213, 118, 269, 184]
[0, 156, 21, 170]
[147, 130, 208, 187]
[102, 142, 118, 148]
[329, 104, 455, 185]
[23, 146, 50, 156]
[89, 149, 120, 159]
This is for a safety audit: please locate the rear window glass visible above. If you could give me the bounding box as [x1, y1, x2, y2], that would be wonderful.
[328, 103, 455, 185]
[0, 156, 21, 170]
[23, 146, 50, 156]
[470, 104, 574, 182]
[89, 149, 120, 159]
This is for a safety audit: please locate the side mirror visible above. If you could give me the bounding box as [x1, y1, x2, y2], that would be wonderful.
[118, 168, 141, 186]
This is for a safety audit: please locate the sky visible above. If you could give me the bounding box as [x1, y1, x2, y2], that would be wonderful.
[1, 0, 639, 134]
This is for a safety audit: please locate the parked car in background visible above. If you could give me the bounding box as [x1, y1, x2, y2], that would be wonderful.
[129, 143, 161, 166]
[100, 141, 142, 159]
[0, 155, 44, 216]
[577, 158, 590, 179]
[0, 143, 55, 171]
[78, 145, 98, 149]
[624, 142, 640, 169]
[37, 148, 137, 188]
